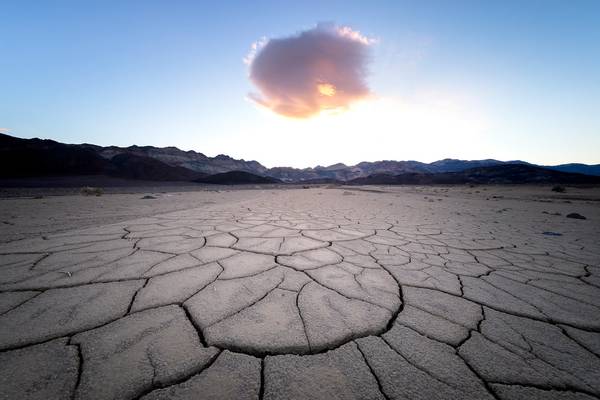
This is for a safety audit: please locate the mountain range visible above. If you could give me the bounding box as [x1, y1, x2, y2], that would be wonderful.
[1, 133, 599, 185]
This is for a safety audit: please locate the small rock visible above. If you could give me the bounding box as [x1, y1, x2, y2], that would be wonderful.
[566, 213, 586, 220]
[542, 232, 562, 236]
[141, 195, 157, 199]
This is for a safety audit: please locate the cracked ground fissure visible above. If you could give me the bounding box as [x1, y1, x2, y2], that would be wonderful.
[1, 188, 599, 399]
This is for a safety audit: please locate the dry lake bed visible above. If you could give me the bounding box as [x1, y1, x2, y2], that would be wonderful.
[1, 185, 599, 400]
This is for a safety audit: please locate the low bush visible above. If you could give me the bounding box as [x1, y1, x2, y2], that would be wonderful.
[81, 186, 104, 196]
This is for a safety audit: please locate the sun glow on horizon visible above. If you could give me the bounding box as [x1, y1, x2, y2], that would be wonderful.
[234, 91, 490, 168]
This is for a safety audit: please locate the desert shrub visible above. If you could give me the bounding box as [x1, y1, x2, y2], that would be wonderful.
[81, 186, 103, 196]
[551, 185, 566, 193]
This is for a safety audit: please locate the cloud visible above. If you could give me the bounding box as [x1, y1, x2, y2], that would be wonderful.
[0, 128, 9, 134]
[247, 23, 374, 118]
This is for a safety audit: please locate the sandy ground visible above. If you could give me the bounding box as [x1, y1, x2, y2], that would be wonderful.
[0, 187, 270, 243]
[0, 185, 599, 399]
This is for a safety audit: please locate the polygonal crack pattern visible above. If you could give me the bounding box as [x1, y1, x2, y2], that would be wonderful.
[1, 188, 599, 400]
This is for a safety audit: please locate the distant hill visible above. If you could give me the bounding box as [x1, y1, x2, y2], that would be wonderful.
[194, 171, 280, 185]
[82, 143, 267, 176]
[0, 134, 115, 178]
[266, 159, 530, 181]
[1, 133, 599, 185]
[110, 153, 205, 181]
[0, 134, 204, 181]
[349, 164, 600, 185]
[546, 163, 600, 177]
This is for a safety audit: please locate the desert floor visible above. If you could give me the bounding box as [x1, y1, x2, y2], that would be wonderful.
[0, 185, 599, 400]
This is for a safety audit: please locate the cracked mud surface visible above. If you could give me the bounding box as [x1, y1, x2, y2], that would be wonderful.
[1, 186, 599, 399]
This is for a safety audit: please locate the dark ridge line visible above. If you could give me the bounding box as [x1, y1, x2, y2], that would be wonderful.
[506, 247, 590, 262]
[28, 252, 51, 271]
[0, 334, 67, 354]
[55, 242, 139, 255]
[203, 331, 367, 358]
[0, 246, 142, 288]
[259, 357, 265, 400]
[492, 265, 587, 283]
[1, 233, 125, 252]
[0, 275, 146, 294]
[404, 279, 600, 333]
[457, 275, 466, 296]
[300, 229, 377, 243]
[181, 304, 209, 348]
[67, 338, 83, 400]
[295, 282, 312, 353]
[583, 266, 600, 287]
[403, 284, 600, 333]
[462, 312, 597, 395]
[352, 269, 368, 293]
[558, 325, 600, 360]
[454, 304, 485, 349]
[403, 301, 480, 332]
[89, 249, 167, 282]
[505, 276, 600, 309]
[134, 253, 180, 278]
[152, 265, 225, 315]
[121, 227, 132, 240]
[40, 238, 130, 253]
[230, 231, 240, 247]
[455, 338, 502, 399]
[323, 293, 357, 336]
[1, 251, 230, 293]
[303, 269, 394, 313]
[146, 348, 158, 386]
[203, 276, 285, 330]
[488, 381, 600, 399]
[276, 257, 345, 273]
[449, 308, 502, 400]
[0, 298, 166, 354]
[394, 317, 464, 348]
[166, 279, 401, 357]
[220, 240, 330, 257]
[0, 291, 43, 317]
[0, 278, 146, 295]
[477, 274, 600, 331]
[366, 252, 404, 332]
[132, 349, 223, 400]
[142, 258, 206, 279]
[341, 257, 384, 271]
[379, 335, 465, 392]
[218, 264, 279, 281]
[354, 341, 392, 400]
[127, 278, 149, 314]
[398, 239, 505, 253]
[515, 339, 599, 392]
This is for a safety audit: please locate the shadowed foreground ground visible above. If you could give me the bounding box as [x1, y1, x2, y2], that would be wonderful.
[1, 186, 599, 400]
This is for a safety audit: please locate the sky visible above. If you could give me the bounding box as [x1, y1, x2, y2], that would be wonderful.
[1, 0, 599, 168]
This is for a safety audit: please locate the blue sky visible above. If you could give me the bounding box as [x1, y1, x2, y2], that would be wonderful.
[1, 0, 599, 167]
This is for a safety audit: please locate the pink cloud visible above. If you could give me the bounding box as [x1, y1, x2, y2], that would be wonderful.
[247, 23, 374, 118]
